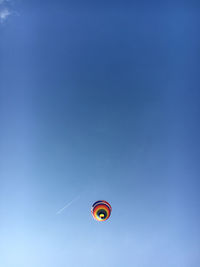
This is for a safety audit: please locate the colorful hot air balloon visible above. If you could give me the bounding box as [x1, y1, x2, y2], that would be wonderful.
[91, 200, 112, 221]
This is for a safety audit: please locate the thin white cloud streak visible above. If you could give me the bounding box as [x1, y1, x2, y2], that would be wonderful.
[0, 0, 13, 22]
[0, 8, 11, 21]
[56, 196, 80, 215]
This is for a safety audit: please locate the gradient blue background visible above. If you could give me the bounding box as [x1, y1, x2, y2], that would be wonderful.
[0, 1, 200, 266]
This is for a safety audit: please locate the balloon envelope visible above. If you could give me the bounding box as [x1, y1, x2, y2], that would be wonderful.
[91, 200, 112, 221]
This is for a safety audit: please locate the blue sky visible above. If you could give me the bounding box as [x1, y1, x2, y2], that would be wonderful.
[0, 1, 200, 267]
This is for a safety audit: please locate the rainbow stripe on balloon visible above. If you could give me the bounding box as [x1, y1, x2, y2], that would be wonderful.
[91, 200, 112, 221]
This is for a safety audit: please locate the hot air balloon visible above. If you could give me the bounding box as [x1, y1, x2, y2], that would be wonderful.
[91, 200, 112, 221]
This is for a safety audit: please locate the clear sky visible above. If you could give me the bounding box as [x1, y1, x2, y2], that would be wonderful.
[0, 1, 200, 267]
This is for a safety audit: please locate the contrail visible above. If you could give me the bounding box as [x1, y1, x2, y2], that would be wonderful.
[56, 196, 80, 215]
